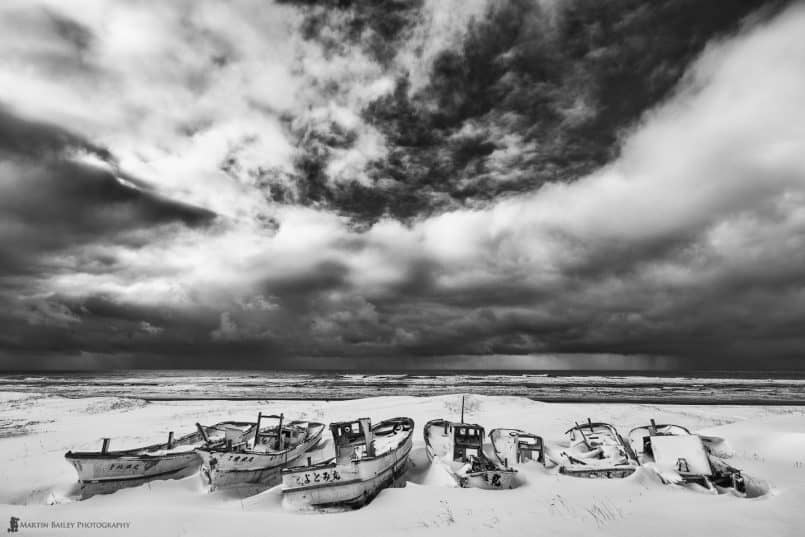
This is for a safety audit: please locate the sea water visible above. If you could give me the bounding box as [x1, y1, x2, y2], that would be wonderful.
[1, 370, 803, 404]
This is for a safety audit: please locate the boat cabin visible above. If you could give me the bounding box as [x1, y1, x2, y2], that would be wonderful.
[252, 414, 307, 452]
[516, 435, 543, 463]
[453, 424, 485, 462]
[628, 420, 692, 457]
[330, 418, 375, 462]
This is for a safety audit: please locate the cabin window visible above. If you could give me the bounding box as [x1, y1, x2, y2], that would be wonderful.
[125, 464, 132, 469]
[233, 456, 240, 462]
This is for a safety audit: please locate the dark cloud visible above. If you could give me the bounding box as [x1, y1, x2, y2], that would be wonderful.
[0, 107, 216, 276]
[276, 0, 424, 66]
[0, 0, 803, 372]
[0, 105, 111, 161]
[270, 0, 786, 223]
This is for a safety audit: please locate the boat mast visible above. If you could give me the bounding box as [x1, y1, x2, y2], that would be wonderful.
[460, 395, 465, 423]
[196, 423, 210, 445]
[254, 412, 263, 448]
[277, 413, 284, 450]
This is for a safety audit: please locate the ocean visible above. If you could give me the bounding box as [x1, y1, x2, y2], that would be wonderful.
[1, 370, 803, 404]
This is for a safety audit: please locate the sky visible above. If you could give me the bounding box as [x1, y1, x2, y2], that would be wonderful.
[0, 0, 804, 371]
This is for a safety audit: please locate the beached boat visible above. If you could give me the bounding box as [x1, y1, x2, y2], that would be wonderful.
[64, 421, 255, 486]
[557, 419, 639, 478]
[282, 416, 414, 509]
[196, 413, 325, 491]
[424, 416, 516, 489]
[628, 420, 746, 493]
[489, 428, 545, 467]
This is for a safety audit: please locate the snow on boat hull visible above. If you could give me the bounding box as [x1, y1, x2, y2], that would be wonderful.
[282, 417, 414, 509]
[64, 421, 254, 486]
[558, 420, 639, 479]
[424, 418, 516, 489]
[628, 421, 746, 493]
[197, 418, 325, 491]
[489, 428, 545, 467]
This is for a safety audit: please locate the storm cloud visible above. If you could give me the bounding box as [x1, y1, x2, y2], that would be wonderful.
[0, 0, 803, 370]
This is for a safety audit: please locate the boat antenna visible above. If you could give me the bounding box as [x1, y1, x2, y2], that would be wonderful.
[460, 395, 465, 423]
[277, 413, 284, 450]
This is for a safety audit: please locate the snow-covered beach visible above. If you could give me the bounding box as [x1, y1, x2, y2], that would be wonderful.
[2, 391, 804, 536]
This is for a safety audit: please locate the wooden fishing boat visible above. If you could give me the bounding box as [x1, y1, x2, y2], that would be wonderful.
[282, 416, 414, 509]
[64, 421, 255, 486]
[628, 419, 745, 493]
[489, 428, 545, 467]
[196, 413, 325, 491]
[424, 410, 516, 489]
[557, 419, 639, 478]
[425, 419, 516, 489]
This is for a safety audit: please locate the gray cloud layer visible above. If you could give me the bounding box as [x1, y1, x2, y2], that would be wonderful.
[0, 0, 803, 370]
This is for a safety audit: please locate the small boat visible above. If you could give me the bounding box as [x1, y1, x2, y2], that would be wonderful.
[628, 419, 746, 493]
[424, 397, 515, 489]
[489, 428, 545, 467]
[557, 419, 639, 478]
[196, 413, 325, 491]
[282, 416, 414, 509]
[64, 421, 255, 487]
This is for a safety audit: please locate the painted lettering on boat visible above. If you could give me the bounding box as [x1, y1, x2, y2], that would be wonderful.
[293, 469, 341, 486]
[108, 464, 141, 471]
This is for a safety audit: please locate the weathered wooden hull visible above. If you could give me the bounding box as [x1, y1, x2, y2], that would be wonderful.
[197, 423, 324, 491]
[461, 468, 517, 489]
[424, 419, 516, 490]
[197, 448, 307, 490]
[558, 465, 637, 479]
[282, 419, 414, 509]
[64, 421, 255, 487]
[73, 465, 200, 499]
[65, 451, 201, 483]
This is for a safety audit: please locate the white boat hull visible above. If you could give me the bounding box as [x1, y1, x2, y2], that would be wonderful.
[64, 421, 255, 486]
[66, 452, 200, 483]
[198, 445, 316, 489]
[197, 424, 324, 490]
[282, 433, 412, 508]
